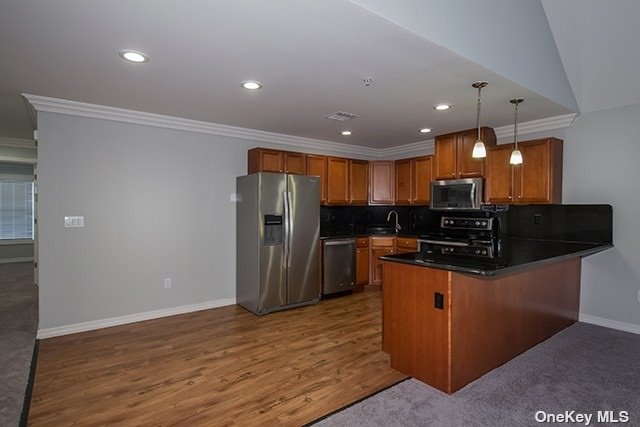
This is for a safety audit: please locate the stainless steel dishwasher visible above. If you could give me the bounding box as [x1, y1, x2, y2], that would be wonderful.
[322, 238, 356, 295]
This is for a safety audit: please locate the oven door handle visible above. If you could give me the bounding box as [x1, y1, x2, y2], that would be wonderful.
[419, 239, 470, 247]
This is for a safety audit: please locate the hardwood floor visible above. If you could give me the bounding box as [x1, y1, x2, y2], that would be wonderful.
[29, 291, 406, 426]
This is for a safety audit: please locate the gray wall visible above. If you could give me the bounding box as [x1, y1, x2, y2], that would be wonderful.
[36, 112, 369, 329]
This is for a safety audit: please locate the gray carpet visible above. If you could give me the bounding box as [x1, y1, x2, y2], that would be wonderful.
[0, 262, 37, 427]
[317, 323, 640, 426]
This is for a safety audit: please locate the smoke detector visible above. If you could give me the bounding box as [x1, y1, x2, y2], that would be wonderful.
[325, 111, 360, 122]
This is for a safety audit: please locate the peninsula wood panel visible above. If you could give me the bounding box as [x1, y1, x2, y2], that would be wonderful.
[29, 292, 406, 426]
[450, 257, 580, 392]
[382, 262, 451, 391]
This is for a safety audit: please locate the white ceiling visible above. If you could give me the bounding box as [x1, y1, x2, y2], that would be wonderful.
[542, 0, 640, 114]
[1, 1, 573, 146]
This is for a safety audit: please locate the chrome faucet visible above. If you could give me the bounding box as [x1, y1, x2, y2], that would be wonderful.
[387, 210, 401, 234]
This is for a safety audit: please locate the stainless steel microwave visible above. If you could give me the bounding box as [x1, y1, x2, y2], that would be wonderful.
[430, 178, 484, 211]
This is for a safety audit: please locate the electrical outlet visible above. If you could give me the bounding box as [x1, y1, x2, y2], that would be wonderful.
[164, 278, 172, 289]
[230, 193, 242, 202]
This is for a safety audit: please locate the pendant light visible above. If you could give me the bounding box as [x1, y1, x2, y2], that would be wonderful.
[509, 98, 524, 165]
[471, 81, 488, 158]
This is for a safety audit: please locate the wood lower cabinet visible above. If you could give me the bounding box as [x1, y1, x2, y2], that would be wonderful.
[349, 160, 369, 205]
[485, 138, 563, 204]
[355, 238, 369, 288]
[396, 238, 418, 253]
[306, 155, 328, 203]
[370, 236, 395, 287]
[434, 127, 496, 179]
[395, 156, 433, 205]
[327, 157, 350, 204]
[369, 162, 394, 205]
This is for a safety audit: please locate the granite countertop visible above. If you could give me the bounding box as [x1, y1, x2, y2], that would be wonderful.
[380, 237, 612, 277]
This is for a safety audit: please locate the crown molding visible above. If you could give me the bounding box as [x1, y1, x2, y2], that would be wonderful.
[23, 94, 577, 159]
[494, 113, 578, 139]
[0, 137, 36, 149]
[22, 94, 374, 158]
[377, 139, 434, 159]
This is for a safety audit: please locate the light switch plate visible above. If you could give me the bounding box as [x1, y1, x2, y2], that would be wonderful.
[64, 216, 84, 228]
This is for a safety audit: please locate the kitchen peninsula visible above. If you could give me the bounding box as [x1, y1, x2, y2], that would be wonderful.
[381, 236, 612, 394]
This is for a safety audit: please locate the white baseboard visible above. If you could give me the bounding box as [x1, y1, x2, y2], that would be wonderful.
[0, 257, 34, 264]
[579, 313, 640, 335]
[37, 297, 236, 339]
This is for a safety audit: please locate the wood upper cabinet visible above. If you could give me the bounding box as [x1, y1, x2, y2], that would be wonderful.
[395, 156, 434, 205]
[413, 156, 433, 204]
[284, 152, 306, 175]
[394, 159, 413, 205]
[485, 138, 563, 204]
[326, 157, 350, 204]
[515, 138, 563, 204]
[248, 148, 306, 175]
[306, 155, 328, 203]
[369, 161, 394, 205]
[248, 148, 284, 174]
[485, 144, 515, 204]
[434, 127, 496, 179]
[349, 160, 369, 205]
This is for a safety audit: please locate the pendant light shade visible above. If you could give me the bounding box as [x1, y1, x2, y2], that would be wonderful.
[509, 98, 524, 165]
[471, 81, 488, 158]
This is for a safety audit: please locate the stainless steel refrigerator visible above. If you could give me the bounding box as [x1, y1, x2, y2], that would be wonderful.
[236, 173, 320, 315]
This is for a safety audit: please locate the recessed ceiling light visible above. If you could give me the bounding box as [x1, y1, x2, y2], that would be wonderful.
[118, 50, 149, 63]
[434, 104, 451, 111]
[341, 131, 352, 136]
[420, 128, 432, 133]
[242, 81, 262, 90]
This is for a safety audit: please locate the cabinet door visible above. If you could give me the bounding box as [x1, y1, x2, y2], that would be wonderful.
[371, 247, 394, 286]
[247, 148, 284, 174]
[356, 247, 369, 285]
[485, 144, 514, 204]
[412, 156, 433, 205]
[434, 134, 457, 179]
[394, 159, 413, 205]
[369, 161, 395, 205]
[327, 157, 350, 204]
[456, 129, 485, 178]
[306, 155, 327, 204]
[396, 238, 418, 253]
[515, 140, 552, 203]
[284, 152, 306, 175]
[349, 160, 369, 204]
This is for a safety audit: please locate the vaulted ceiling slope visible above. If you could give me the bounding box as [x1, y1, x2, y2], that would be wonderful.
[350, 0, 578, 113]
[542, 0, 640, 114]
[2, 1, 572, 146]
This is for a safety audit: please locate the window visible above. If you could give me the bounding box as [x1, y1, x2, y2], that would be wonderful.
[0, 163, 34, 240]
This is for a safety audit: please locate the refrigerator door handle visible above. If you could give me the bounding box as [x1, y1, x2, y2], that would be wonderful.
[286, 191, 293, 267]
[283, 191, 290, 269]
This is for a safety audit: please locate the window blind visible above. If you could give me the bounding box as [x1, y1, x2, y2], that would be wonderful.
[0, 162, 34, 240]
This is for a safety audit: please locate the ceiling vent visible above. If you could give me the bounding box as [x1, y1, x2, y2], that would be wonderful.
[325, 111, 360, 122]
